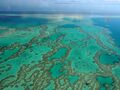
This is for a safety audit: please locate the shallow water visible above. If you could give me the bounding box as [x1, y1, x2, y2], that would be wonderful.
[0, 14, 120, 90]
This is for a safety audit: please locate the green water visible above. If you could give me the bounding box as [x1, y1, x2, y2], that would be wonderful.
[96, 76, 114, 90]
[100, 53, 120, 64]
[0, 14, 120, 90]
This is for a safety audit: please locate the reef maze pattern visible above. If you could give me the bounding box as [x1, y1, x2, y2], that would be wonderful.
[0, 16, 120, 90]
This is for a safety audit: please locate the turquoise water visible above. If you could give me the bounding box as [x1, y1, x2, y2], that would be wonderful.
[0, 14, 120, 90]
[100, 53, 120, 64]
[96, 76, 114, 90]
[93, 18, 120, 47]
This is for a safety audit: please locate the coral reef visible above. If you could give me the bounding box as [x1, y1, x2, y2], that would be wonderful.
[0, 15, 120, 90]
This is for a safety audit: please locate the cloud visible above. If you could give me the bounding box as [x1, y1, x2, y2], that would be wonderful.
[0, 0, 120, 14]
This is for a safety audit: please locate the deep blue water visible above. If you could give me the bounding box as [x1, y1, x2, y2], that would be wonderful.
[0, 15, 49, 28]
[92, 18, 120, 47]
[60, 24, 78, 28]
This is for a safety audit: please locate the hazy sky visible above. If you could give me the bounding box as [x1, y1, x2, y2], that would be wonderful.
[0, 0, 120, 14]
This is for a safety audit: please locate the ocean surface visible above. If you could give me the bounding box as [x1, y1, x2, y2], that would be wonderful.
[93, 18, 120, 47]
[0, 14, 120, 90]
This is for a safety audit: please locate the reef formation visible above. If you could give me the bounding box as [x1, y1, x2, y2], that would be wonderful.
[0, 15, 120, 90]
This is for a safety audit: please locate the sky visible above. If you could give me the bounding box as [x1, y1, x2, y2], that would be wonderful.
[0, 0, 120, 14]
